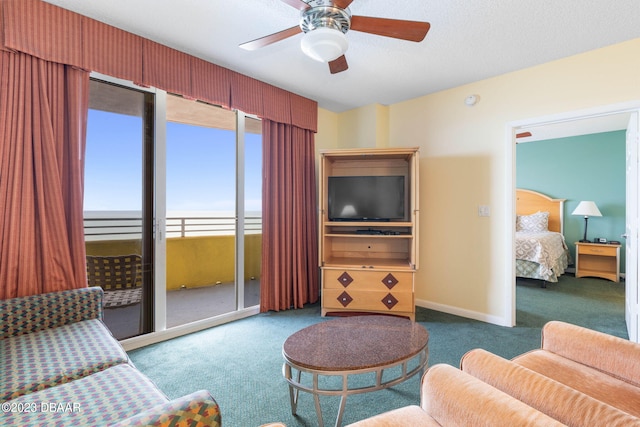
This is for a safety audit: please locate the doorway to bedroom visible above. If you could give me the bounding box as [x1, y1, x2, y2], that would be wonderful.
[509, 103, 640, 342]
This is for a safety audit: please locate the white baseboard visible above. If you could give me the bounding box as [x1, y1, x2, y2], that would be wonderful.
[415, 298, 510, 327]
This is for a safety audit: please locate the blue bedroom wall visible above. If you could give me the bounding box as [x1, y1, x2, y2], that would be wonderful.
[516, 130, 626, 273]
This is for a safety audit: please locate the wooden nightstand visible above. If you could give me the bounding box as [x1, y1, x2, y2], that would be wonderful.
[575, 242, 621, 282]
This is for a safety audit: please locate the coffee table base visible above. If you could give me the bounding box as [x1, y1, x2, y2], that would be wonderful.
[283, 347, 428, 427]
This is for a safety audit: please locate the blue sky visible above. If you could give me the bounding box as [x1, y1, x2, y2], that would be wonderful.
[84, 110, 262, 213]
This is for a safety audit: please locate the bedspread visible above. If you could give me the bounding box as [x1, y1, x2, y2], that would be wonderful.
[516, 231, 568, 281]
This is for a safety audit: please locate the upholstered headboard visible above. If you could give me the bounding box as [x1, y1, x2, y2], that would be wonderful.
[516, 189, 566, 234]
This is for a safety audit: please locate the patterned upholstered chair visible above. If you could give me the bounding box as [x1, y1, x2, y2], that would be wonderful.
[0, 287, 221, 426]
[86, 254, 143, 308]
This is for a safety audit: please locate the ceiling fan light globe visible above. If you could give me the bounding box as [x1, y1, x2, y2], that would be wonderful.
[301, 27, 348, 62]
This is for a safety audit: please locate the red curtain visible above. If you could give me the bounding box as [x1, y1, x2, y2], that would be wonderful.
[0, 0, 319, 305]
[0, 50, 89, 298]
[261, 120, 319, 312]
[1, 0, 317, 133]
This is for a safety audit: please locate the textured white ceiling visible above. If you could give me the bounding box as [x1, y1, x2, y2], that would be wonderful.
[46, 0, 640, 112]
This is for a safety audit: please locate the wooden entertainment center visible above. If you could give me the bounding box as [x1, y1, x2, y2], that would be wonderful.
[319, 147, 419, 320]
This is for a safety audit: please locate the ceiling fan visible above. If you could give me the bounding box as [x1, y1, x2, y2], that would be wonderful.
[516, 132, 533, 138]
[239, 0, 431, 74]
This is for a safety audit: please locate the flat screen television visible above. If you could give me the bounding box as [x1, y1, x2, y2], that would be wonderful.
[328, 175, 405, 221]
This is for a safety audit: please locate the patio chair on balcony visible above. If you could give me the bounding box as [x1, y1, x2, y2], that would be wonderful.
[86, 254, 143, 308]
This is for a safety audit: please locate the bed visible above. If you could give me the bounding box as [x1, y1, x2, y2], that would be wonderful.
[515, 189, 570, 285]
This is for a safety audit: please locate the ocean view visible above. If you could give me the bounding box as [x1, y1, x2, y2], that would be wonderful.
[84, 210, 262, 241]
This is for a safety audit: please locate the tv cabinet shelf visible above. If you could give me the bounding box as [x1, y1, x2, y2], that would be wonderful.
[324, 222, 413, 235]
[324, 233, 412, 238]
[324, 257, 414, 269]
[319, 147, 419, 320]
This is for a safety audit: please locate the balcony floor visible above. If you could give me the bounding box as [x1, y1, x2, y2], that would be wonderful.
[103, 280, 260, 340]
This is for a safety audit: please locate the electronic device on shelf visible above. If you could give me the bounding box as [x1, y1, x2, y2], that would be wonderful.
[355, 229, 401, 235]
[356, 229, 383, 235]
[328, 175, 405, 222]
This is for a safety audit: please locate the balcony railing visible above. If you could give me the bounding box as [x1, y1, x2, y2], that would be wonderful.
[84, 212, 262, 241]
[166, 216, 262, 238]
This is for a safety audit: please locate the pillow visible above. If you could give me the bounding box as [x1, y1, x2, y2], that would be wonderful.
[516, 211, 549, 232]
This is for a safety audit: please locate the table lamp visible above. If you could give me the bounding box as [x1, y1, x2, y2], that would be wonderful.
[571, 201, 602, 242]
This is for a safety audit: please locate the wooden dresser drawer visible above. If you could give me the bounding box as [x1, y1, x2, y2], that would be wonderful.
[323, 288, 414, 313]
[323, 269, 413, 292]
[577, 244, 618, 257]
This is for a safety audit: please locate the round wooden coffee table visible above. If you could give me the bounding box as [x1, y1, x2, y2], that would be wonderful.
[282, 315, 429, 427]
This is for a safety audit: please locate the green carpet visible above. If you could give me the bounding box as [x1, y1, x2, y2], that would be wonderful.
[128, 275, 627, 426]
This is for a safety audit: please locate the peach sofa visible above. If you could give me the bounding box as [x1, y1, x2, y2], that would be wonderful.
[348, 321, 640, 426]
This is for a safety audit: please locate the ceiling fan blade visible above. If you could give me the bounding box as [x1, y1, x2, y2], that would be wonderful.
[350, 16, 430, 42]
[329, 55, 349, 74]
[239, 26, 302, 51]
[280, 0, 310, 10]
[333, 0, 355, 8]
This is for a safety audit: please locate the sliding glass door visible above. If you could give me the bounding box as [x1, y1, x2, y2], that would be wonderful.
[165, 96, 236, 325]
[84, 79, 154, 340]
[86, 79, 261, 338]
[165, 95, 262, 327]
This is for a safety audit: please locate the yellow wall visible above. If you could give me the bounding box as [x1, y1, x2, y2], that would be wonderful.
[316, 38, 640, 325]
[86, 234, 262, 291]
[167, 235, 235, 289]
[316, 108, 340, 151]
[317, 104, 392, 150]
[335, 104, 391, 148]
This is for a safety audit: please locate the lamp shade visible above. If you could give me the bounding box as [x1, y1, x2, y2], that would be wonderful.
[301, 27, 348, 62]
[571, 201, 602, 217]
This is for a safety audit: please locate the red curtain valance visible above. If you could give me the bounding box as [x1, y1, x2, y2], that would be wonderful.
[0, 0, 317, 132]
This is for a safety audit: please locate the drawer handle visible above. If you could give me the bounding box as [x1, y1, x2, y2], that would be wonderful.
[337, 272, 353, 287]
[382, 293, 398, 309]
[338, 291, 352, 307]
[382, 273, 399, 289]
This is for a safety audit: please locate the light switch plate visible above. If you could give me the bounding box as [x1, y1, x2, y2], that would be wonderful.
[478, 205, 490, 217]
